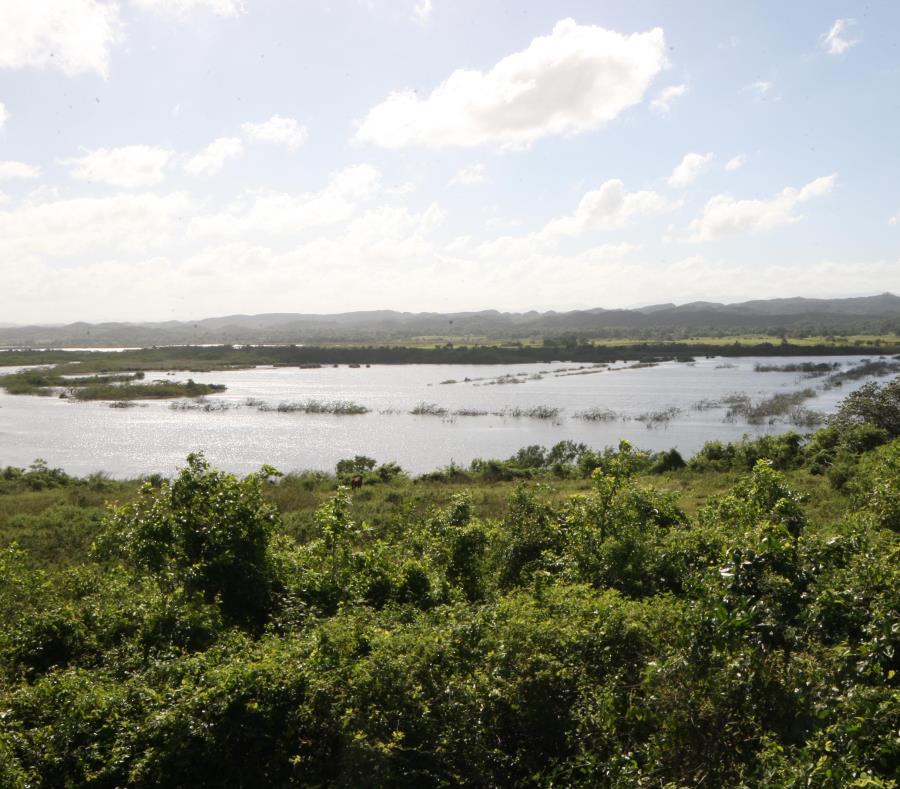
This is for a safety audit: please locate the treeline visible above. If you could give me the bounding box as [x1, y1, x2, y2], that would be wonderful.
[0, 381, 898, 786]
[3, 341, 900, 375]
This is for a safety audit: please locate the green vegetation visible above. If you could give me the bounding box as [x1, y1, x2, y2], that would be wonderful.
[68, 380, 226, 401]
[256, 399, 370, 415]
[0, 368, 225, 400]
[2, 336, 900, 376]
[727, 387, 819, 424]
[0, 381, 898, 786]
[754, 361, 840, 373]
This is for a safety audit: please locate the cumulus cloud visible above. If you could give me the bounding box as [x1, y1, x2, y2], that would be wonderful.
[184, 137, 243, 176]
[0, 0, 123, 78]
[450, 163, 487, 185]
[0, 161, 41, 180]
[667, 152, 715, 187]
[241, 115, 308, 150]
[0, 101, 7, 128]
[412, 0, 432, 24]
[132, 0, 245, 18]
[650, 83, 686, 115]
[889, 210, 900, 226]
[724, 153, 746, 172]
[540, 179, 673, 238]
[356, 19, 667, 149]
[476, 179, 672, 260]
[822, 19, 860, 56]
[688, 174, 836, 241]
[62, 145, 175, 188]
[189, 164, 382, 239]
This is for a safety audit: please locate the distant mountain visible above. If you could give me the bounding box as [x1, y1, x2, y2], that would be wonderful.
[2, 293, 898, 348]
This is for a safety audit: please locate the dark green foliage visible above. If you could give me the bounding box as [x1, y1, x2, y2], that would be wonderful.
[0, 459, 74, 492]
[851, 439, 900, 530]
[650, 447, 686, 473]
[831, 377, 900, 438]
[96, 453, 280, 627]
[690, 432, 806, 472]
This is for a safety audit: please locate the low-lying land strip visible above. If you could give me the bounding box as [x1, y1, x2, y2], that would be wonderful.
[0, 368, 226, 400]
[2, 338, 899, 375]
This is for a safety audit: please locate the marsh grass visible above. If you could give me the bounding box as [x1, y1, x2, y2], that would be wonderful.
[574, 407, 618, 421]
[262, 399, 369, 415]
[636, 407, 681, 427]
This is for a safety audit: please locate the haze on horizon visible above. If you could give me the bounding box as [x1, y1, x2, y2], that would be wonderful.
[1, 0, 898, 324]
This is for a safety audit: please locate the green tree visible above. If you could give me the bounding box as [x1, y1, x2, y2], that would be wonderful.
[97, 453, 280, 627]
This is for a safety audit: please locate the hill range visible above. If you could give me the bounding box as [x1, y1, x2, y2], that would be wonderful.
[2, 293, 898, 347]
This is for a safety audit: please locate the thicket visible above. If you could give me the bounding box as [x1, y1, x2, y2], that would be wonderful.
[0, 381, 898, 786]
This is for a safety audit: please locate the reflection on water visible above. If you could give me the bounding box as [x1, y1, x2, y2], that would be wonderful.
[0, 355, 889, 476]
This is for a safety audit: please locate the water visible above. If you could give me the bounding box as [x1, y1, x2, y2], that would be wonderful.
[0, 355, 888, 477]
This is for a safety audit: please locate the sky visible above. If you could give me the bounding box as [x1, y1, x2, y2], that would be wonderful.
[0, 0, 898, 324]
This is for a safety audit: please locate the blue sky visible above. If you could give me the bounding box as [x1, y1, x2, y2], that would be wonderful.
[0, 0, 897, 323]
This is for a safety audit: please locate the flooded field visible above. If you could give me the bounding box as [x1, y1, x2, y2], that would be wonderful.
[0, 355, 893, 476]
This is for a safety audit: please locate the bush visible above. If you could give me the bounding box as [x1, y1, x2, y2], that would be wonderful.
[850, 438, 900, 530]
[650, 448, 686, 473]
[96, 453, 280, 627]
[830, 377, 900, 438]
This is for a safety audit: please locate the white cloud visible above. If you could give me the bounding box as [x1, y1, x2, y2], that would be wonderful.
[0, 161, 41, 180]
[62, 145, 175, 188]
[450, 163, 487, 185]
[822, 19, 860, 56]
[356, 18, 667, 149]
[667, 152, 715, 187]
[184, 137, 243, 176]
[1, 175, 896, 323]
[540, 179, 673, 238]
[412, 0, 432, 24]
[0, 101, 7, 128]
[688, 174, 836, 241]
[889, 210, 900, 226]
[650, 83, 686, 115]
[746, 80, 773, 98]
[189, 164, 382, 239]
[724, 153, 746, 172]
[132, 0, 245, 18]
[0, 0, 123, 78]
[0, 191, 194, 261]
[241, 115, 308, 151]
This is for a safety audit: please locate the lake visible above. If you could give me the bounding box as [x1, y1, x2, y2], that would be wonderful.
[0, 355, 890, 477]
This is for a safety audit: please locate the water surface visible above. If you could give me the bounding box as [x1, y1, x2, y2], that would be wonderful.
[0, 355, 886, 476]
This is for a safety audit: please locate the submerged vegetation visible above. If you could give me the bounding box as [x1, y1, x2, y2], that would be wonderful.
[257, 399, 370, 415]
[0, 379, 898, 786]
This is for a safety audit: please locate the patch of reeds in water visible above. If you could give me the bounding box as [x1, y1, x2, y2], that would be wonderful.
[726, 388, 817, 424]
[636, 407, 681, 427]
[260, 399, 370, 415]
[574, 407, 618, 422]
